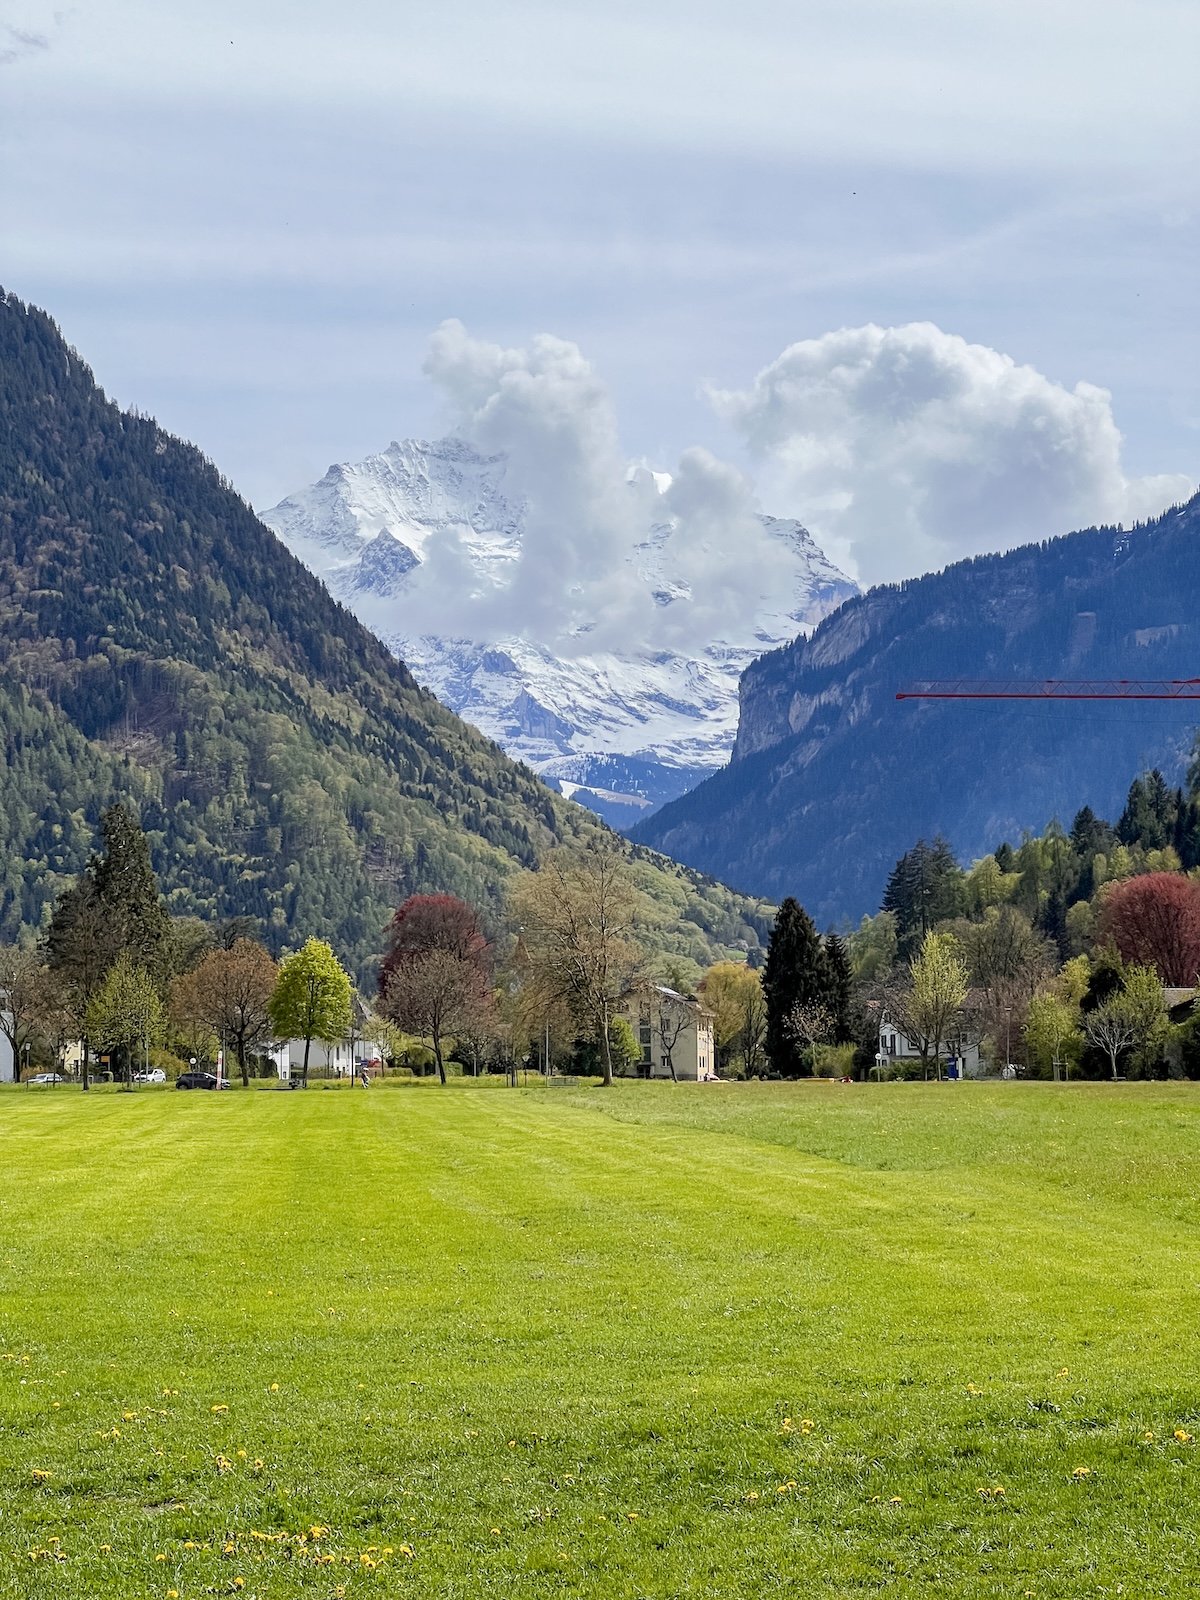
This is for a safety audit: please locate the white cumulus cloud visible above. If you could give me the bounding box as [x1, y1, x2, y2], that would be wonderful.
[417, 320, 796, 654]
[711, 321, 1195, 586]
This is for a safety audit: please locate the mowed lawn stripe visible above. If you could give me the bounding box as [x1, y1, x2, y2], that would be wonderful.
[0, 1082, 1198, 1597]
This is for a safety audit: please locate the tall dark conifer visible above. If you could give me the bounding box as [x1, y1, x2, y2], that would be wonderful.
[1116, 771, 1177, 850]
[763, 897, 826, 1077]
[822, 932, 853, 1045]
[882, 836, 964, 959]
[90, 804, 171, 976]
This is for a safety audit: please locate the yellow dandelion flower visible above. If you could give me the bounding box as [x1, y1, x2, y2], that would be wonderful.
[100, 1544, 111, 1553]
[1072, 1466, 1091, 1479]
[155, 1552, 167, 1562]
[1057, 1367, 1069, 1378]
[626, 1511, 639, 1520]
[1144, 1431, 1155, 1441]
[270, 1383, 279, 1392]
[211, 1404, 228, 1414]
[253, 1459, 264, 1471]
[31, 1469, 52, 1483]
[889, 1496, 903, 1505]
[168, 1591, 179, 1598]
[236, 1449, 247, 1459]
[123, 1411, 137, 1421]
[334, 1588, 347, 1598]
[745, 1491, 759, 1502]
[1175, 1429, 1193, 1442]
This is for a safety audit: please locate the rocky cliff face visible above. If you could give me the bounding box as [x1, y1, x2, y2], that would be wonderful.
[632, 493, 1200, 921]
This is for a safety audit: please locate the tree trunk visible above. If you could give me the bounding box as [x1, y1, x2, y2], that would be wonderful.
[302, 1034, 312, 1087]
[81, 1035, 90, 1093]
[1109, 1048, 1119, 1080]
[599, 999, 614, 1087]
[237, 1035, 249, 1088]
[665, 1048, 677, 1083]
[432, 1024, 447, 1085]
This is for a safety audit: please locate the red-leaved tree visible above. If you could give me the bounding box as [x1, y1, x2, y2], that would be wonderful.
[1099, 873, 1200, 986]
[378, 896, 494, 1084]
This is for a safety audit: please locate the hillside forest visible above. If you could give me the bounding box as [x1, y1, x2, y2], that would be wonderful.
[0, 290, 772, 982]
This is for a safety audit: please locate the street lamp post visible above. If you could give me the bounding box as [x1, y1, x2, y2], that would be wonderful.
[1004, 1006, 1013, 1076]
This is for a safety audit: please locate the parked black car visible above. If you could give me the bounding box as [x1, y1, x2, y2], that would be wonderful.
[175, 1071, 221, 1090]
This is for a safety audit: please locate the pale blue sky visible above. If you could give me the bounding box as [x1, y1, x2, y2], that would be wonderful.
[2, 0, 1198, 580]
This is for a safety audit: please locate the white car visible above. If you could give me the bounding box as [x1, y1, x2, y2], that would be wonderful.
[28, 1072, 67, 1084]
[133, 1069, 167, 1084]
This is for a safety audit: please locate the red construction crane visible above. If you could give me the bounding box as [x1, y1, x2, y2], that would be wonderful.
[896, 679, 1200, 701]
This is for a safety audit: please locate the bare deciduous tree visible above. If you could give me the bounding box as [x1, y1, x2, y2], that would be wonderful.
[173, 939, 279, 1086]
[0, 946, 49, 1081]
[383, 948, 493, 1084]
[510, 842, 643, 1087]
[1084, 1001, 1137, 1081]
[379, 895, 494, 1085]
[647, 987, 691, 1082]
[785, 1000, 833, 1075]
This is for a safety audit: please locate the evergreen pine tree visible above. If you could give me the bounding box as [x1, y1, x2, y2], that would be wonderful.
[1116, 771, 1177, 850]
[822, 932, 853, 1045]
[763, 897, 826, 1077]
[882, 837, 965, 959]
[1070, 805, 1113, 857]
[90, 804, 171, 976]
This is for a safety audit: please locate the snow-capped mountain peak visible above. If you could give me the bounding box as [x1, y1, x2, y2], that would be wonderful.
[262, 437, 857, 824]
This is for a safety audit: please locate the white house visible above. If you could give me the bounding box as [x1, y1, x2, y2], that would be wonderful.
[617, 987, 717, 1081]
[876, 1018, 981, 1078]
[0, 1019, 12, 1084]
[269, 1035, 387, 1082]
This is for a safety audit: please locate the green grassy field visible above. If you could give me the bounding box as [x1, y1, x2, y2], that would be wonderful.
[1, 1078, 1199, 1598]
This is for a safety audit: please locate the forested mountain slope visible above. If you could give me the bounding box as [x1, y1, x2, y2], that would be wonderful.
[0, 292, 772, 978]
[631, 493, 1200, 923]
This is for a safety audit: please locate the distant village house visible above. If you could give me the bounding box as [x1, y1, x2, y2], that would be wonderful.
[617, 986, 717, 1081]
